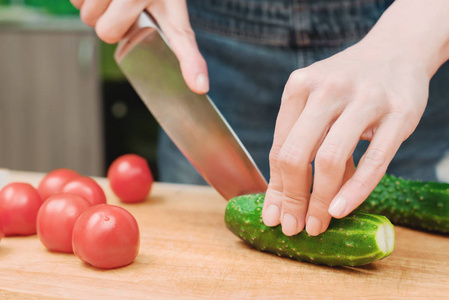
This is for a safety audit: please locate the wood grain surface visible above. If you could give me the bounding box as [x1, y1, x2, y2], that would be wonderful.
[0, 170, 448, 299]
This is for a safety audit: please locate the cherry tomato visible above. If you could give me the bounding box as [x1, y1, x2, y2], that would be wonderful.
[61, 176, 106, 206]
[37, 168, 81, 201]
[37, 194, 91, 253]
[107, 154, 153, 203]
[0, 182, 43, 236]
[72, 204, 140, 269]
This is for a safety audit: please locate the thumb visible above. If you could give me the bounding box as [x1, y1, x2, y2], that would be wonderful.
[149, 2, 209, 94]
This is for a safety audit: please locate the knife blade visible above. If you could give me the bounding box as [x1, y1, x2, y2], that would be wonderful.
[114, 12, 268, 200]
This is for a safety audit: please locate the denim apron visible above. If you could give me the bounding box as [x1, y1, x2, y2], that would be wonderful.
[157, 0, 449, 184]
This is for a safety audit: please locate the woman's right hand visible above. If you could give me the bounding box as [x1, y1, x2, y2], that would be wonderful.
[71, 0, 209, 94]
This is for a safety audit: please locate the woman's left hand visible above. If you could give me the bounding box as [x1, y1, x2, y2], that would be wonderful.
[262, 39, 430, 236]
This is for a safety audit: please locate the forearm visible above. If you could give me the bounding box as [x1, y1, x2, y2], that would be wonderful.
[359, 0, 449, 77]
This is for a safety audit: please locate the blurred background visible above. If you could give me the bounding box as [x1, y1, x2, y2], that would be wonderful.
[0, 1, 159, 178]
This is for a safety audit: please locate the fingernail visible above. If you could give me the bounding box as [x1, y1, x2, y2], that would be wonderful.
[196, 73, 208, 92]
[281, 214, 298, 236]
[328, 196, 347, 217]
[306, 216, 322, 236]
[263, 205, 280, 226]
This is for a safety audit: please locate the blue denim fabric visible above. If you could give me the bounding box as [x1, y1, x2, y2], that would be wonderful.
[157, 0, 449, 184]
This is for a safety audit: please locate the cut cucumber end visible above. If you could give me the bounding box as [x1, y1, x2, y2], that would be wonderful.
[375, 222, 395, 255]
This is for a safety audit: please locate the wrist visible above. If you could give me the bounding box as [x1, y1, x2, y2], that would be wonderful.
[357, 0, 449, 77]
[346, 37, 433, 84]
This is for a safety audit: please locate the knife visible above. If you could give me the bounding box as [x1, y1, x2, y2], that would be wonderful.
[114, 12, 268, 200]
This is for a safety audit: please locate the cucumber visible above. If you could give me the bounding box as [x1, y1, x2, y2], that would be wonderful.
[225, 194, 395, 267]
[359, 173, 449, 234]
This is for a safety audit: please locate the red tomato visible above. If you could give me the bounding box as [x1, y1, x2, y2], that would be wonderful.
[61, 177, 106, 206]
[72, 204, 140, 269]
[37, 194, 91, 253]
[37, 168, 81, 201]
[0, 183, 43, 236]
[107, 154, 153, 203]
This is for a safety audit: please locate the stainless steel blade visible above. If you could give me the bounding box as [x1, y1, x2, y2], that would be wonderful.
[114, 12, 268, 200]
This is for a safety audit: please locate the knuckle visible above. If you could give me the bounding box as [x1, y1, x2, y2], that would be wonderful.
[310, 194, 330, 214]
[288, 69, 309, 85]
[322, 76, 351, 94]
[355, 88, 388, 117]
[282, 193, 309, 208]
[95, 24, 120, 44]
[168, 21, 196, 38]
[362, 86, 386, 101]
[363, 147, 387, 170]
[315, 144, 345, 170]
[282, 69, 311, 103]
[362, 86, 384, 100]
[278, 144, 308, 172]
[390, 97, 422, 120]
[269, 144, 282, 165]
[403, 105, 420, 120]
[350, 177, 371, 197]
[388, 113, 417, 141]
[307, 87, 343, 111]
[80, 9, 97, 27]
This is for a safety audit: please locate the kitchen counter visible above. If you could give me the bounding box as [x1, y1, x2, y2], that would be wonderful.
[0, 170, 448, 299]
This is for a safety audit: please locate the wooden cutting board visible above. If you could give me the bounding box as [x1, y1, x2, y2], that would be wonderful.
[0, 170, 448, 299]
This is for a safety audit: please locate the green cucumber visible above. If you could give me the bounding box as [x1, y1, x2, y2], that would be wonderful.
[225, 194, 395, 267]
[359, 173, 449, 234]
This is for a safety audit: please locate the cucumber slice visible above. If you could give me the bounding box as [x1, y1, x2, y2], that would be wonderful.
[225, 194, 395, 267]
